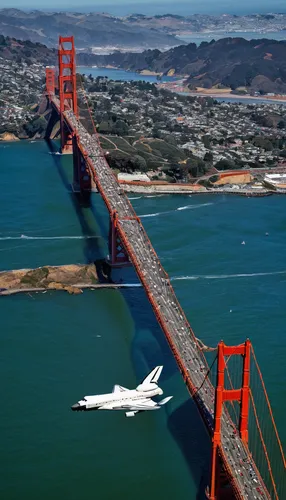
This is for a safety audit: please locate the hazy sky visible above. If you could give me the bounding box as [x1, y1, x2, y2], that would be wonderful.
[1, 0, 285, 15]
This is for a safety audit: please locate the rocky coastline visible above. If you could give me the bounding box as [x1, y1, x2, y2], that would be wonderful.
[0, 264, 100, 295]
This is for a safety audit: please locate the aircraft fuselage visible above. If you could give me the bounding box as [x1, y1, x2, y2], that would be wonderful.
[71, 387, 163, 411]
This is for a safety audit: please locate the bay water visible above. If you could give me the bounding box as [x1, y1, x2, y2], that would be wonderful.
[77, 66, 286, 105]
[78, 67, 178, 83]
[178, 31, 286, 45]
[0, 141, 285, 499]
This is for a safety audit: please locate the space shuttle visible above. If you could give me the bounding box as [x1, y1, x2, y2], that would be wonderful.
[71, 366, 172, 417]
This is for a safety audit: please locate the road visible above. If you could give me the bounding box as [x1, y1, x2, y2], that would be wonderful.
[51, 100, 271, 500]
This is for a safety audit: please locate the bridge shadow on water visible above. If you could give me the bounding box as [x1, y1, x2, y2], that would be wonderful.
[46, 138, 211, 494]
[120, 285, 211, 498]
[167, 399, 211, 499]
[45, 139, 110, 281]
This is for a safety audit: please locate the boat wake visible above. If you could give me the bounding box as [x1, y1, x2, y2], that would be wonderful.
[140, 212, 161, 218]
[139, 202, 214, 218]
[0, 235, 100, 241]
[176, 203, 213, 211]
[145, 195, 165, 198]
[171, 270, 286, 281]
[128, 196, 142, 200]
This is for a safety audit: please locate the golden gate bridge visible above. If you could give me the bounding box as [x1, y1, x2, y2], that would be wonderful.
[43, 36, 285, 499]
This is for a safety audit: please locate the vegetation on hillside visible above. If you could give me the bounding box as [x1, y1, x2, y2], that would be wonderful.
[83, 38, 286, 94]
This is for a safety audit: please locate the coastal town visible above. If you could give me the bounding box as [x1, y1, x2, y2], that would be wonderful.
[1, 49, 286, 194]
[79, 73, 286, 193]
[0, 55, 45, 140]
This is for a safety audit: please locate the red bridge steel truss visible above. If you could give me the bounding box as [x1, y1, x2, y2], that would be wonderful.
[44, 36, 285, 500]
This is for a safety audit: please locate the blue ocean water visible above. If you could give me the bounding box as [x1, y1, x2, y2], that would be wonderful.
[178, 31, 286, 45]
[78, 66, 178, 83]
[78, 66, 286, 105]
[0, 141, 285, 499]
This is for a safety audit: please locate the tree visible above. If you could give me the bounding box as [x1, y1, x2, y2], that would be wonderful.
[128, 103, 139, 112]
[100, 99, 112, 112]
[202, 135, 211, 148]
[252, 137, 273, 151]
[113, 120, 129, 136]
[98, 121, 113, 134]
[132, 155, 147, 172]
[215, 159, 236, 171]
[152, 126, 162, 139]
[165, 134, 177, 146]
[204, 151, 214, 162]
[187, 157, 208, 177]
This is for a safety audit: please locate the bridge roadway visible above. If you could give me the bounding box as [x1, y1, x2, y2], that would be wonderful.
[51, 98, 270, 500]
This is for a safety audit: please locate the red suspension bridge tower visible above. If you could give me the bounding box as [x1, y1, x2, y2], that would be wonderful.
[58, 36, 78, 153]
[209, 340, 251, 499]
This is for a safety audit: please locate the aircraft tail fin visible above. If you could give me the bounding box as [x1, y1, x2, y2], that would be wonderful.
[140, 366, 163, 387]
[159, 396, 173, 406]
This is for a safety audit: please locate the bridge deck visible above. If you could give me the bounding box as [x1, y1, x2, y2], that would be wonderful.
[51, 99, 270, 500]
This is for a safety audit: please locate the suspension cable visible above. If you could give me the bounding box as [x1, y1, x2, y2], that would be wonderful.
[195, 337, 217, 352]
[251, 345, 286, 468]
[79, 79, 101, 139]
[250, 389, 279, 499]
[194, 354, 217, 395]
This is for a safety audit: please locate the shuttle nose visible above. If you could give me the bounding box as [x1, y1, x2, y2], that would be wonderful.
[71, 403, 80, 411]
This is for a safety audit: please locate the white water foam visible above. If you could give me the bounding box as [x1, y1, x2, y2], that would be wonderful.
[140, 212, 161, 218]
[145, 195, 164, 198]
[128, 196, 142, 200]
[177, 203, 213, 211]
[140, 202, 214, 218]
[1, 223, 76, 235]
[0, 235, 100, 241]
[171, 270, 286, 281]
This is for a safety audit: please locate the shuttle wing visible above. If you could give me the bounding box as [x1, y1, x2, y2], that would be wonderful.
[112, 385, 129, 393]
[100, 398, 158, 411]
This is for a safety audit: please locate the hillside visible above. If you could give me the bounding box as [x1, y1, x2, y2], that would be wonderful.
[0, 9, 181, 50]
[86, 38, 286, 94]
[123, 13, 286, 39]
[0, 264, 98, 294]
[0, 34, 56, 65]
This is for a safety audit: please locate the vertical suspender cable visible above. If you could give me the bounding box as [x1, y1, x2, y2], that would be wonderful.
[251, 346, 286, 468]
[250, 390, 279, 500]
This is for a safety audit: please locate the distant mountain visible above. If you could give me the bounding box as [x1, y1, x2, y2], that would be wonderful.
[82, 38, 286, 94]
[123, 12, 286, 38]
[2, 34, 286, 95]
[0, 9, 181, 50]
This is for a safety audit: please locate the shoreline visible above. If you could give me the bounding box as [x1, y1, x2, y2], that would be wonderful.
[187, 91, 286, 104]
[0, 283, 141, 296]
[78, 66, 286, 103]
[120, 182, 284, 197]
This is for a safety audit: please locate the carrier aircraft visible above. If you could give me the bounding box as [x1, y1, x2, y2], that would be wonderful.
[71, 366, 172, 417]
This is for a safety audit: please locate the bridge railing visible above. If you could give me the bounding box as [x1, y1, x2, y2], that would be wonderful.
[48, 93, 282, 500]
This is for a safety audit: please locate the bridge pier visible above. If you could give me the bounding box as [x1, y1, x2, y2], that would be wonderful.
[107, 211, 130, 267]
